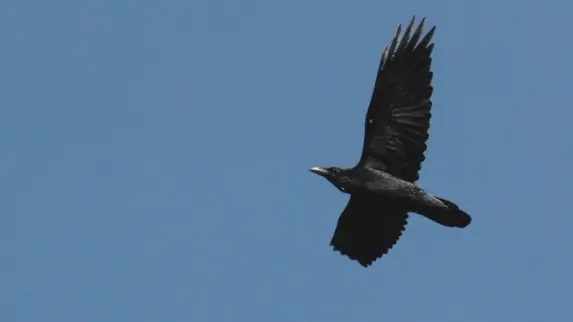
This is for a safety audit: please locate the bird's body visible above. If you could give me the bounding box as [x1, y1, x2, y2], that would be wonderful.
[309, 17, 472, 267]
[312, 166, 419, 197]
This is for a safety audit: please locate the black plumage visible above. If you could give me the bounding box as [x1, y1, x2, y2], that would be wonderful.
[309, 17, 472, 268]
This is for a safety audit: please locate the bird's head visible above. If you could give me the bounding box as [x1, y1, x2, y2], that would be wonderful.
[309, 166, 353, 193]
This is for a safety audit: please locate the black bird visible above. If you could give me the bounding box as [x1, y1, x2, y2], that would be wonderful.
[309, 17, 471, 267]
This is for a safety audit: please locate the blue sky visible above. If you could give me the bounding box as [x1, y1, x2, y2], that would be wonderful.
[1, 0, 572, 321]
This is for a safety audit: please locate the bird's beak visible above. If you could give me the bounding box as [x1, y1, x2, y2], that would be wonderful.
[309, 166, 329, 176]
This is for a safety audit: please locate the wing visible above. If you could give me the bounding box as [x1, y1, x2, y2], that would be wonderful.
[330, 194, 408, 267]
[358, 17, 435, 183]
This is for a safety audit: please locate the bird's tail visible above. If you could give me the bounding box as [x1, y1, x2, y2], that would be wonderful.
[422, 197, 472, 228]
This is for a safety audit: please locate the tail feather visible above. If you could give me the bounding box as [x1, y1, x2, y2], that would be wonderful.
[423, 197, 472, 228]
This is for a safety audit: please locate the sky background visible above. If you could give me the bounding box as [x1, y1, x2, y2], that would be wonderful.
[1, 0, 572, 321]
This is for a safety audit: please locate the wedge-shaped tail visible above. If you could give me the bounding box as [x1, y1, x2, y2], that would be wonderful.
[421, 197, 471, 228]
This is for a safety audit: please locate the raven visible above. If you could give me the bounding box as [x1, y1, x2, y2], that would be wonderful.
[309, 17, 471, 267]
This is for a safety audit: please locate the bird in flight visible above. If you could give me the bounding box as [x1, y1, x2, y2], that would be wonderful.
[309, 17, 472, 267]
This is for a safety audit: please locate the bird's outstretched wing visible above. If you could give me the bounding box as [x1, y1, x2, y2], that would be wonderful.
[330, 194, 408, 267]
[358, 17, 435, 183]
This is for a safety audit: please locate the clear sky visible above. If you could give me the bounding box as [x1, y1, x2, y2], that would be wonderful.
[2, 0, 572, 321]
